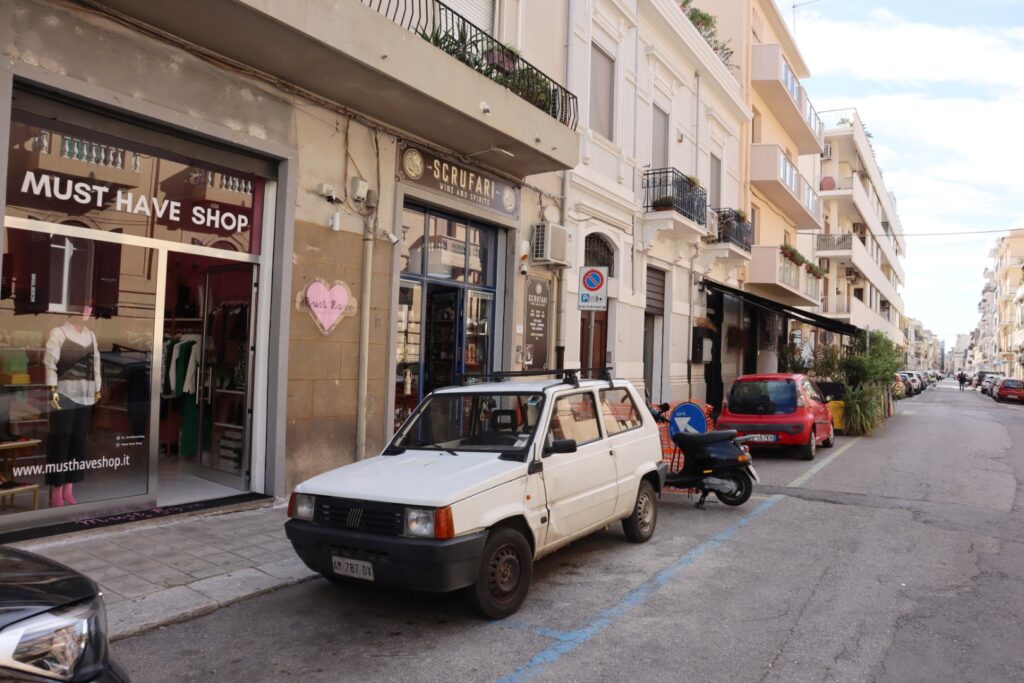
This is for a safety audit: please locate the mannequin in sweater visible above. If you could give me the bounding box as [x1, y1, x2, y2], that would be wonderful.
[43, 305, 102, 507]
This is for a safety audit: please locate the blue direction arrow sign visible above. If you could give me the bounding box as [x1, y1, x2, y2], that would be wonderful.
[667, 401, 709, 437]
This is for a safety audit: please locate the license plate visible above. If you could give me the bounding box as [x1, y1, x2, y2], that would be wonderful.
[332, 556, 374, 581]
[747, 465, 760, 482]
[746, 434, 777, 442]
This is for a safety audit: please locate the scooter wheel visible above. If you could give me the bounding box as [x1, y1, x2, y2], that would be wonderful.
[714, 470, 753, 506]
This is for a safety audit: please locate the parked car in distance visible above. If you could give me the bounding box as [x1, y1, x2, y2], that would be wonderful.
[0, 547, 128, 682]
[994, 378, 1024, 402]
[981, 374, 1005, 396]
[717, 373, 835, 461]
[899, 372, 921, 395]
[285, 375, 667, 619]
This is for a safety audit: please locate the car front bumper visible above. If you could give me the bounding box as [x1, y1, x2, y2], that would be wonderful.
[285, 520, 488, 593]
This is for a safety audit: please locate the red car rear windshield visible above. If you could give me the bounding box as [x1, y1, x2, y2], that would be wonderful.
[728, 380, 798, 415]
[1002, 380, 1023, 390]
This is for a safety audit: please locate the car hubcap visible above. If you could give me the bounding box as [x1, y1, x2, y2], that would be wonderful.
[637, 492, 654, 532]
[488, 545, 520, 598]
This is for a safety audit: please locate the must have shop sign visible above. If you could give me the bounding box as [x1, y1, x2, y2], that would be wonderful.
[295, 279, 358, 336]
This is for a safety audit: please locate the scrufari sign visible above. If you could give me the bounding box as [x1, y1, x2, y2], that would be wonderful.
[397, 142, 520, 220]
[19, 171, 251, 233]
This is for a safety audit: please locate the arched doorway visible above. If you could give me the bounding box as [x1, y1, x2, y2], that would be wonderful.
[580, 234, 613, 374]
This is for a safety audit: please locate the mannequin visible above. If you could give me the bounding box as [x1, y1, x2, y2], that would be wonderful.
[43, 305, 102, 507]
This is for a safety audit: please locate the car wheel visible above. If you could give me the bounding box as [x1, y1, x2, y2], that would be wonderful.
[714, 470, 753, 506]
[622, 480, 658, 543]
[822, 424, 835, 448]
[469, 527, 533, 619]
[798, 431, 816, 460]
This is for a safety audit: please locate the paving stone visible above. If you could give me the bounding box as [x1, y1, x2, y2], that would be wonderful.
[101, 573, 162, 599]
[187, 568, 282, 604]
[106, 586, 217, 640]
[255, 557, 317, 582]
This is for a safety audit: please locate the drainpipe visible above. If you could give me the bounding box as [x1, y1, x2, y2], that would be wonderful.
[355, 212, 374, 460]
[687, 243, 700, 400]
[694, 71, 701, 176]
[556, 0, 577, 370]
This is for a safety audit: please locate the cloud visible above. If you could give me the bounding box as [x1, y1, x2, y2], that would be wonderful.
[796, 10, 1024, 91]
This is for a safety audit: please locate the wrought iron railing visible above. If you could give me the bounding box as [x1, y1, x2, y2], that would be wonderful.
[642, 168, 707, 226]
[362, 0, 578, 129]
[712, 209, 752, 252]
[817, 233, 853, 251]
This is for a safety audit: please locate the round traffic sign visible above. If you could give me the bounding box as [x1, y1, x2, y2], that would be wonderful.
[582, 269, 605, 292]
[667, 402, 709, 437]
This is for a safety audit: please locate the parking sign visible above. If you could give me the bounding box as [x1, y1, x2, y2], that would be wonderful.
[578, 267, 608, 311]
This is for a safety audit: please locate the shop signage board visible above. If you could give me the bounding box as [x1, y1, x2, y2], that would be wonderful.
[524, 277, 550, 369]
[397, 142, 520, 220]
[578, 267, 608, 311]
[296, 279, 357, 336]
[667, 402, 709, 436]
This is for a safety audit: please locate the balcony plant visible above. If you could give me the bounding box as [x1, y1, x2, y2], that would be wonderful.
[805, 263, 826, 279]
[652, 194, 675, 211]
[780, 243, 805, 265]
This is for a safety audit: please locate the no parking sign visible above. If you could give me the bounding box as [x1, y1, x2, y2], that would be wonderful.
[578, 267, 608, 311]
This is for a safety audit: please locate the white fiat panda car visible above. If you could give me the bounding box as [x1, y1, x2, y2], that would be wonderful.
[286, 372, 667, 618]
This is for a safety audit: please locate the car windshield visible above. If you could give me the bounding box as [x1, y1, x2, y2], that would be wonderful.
[391, 392, 546, 454]
[728, 380, 798, 415]
[1002, 380, 1023, 389]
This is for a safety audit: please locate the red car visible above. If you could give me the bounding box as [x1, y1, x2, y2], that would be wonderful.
[716, 373, 835, 460]
[995, 378, 1024, 403]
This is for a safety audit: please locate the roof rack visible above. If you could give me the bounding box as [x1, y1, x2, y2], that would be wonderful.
[458, 367, 613, 388]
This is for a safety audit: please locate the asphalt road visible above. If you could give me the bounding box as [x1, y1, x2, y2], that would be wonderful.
[116, 379, 1024, 682]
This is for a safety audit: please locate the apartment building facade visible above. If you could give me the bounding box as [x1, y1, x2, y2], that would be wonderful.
[0, 0, 580, 534]
[812, 109, 907, 347]
[968, 231, 1024, 378]
[556, 0, 752, 405]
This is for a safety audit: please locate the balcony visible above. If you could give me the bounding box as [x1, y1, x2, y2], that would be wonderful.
[98, 0, 579, 177]
[750, 44, 824, 154]
[750, 144, 821, 230]
[24, 131, 140, 188]
[746, 245, 820, 306]
[704, 208, 753, 266]
[641, 168, 710, 247]
[823, 296, 904, 343]
[819, 173, 905, 283]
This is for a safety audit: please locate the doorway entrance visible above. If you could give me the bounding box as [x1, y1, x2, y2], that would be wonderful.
[159, 253, 256, 506]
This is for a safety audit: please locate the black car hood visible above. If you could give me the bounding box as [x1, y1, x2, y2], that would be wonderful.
[0, 547, 98, 630]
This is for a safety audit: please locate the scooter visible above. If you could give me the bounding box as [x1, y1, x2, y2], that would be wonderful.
[667, 429, 759, 508]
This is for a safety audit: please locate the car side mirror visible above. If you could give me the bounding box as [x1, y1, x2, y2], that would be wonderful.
[544, 439, 577, 456]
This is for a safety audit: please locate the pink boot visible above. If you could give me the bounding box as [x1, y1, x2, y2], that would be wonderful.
[62, 483, 76, 505]
[50, 486, 64, 508]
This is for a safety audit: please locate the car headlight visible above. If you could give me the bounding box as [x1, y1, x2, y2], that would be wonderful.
[405, 508, 435, 538]
[0, 595, 108, 681]
[288, 492, 316, 522]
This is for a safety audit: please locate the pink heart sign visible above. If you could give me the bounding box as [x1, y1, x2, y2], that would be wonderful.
[299, 279, 357, 336]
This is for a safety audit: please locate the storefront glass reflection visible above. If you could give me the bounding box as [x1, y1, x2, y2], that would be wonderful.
[0, 227, 152, 515]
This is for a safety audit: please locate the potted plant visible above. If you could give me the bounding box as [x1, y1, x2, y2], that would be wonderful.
[733, 209, 748, 223]
[652, 194, 675, 211]
[484, 45, 518, 75]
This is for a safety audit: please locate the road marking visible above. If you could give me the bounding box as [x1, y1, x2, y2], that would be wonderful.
[901, 409, 917, 415]
[497, 495, 785, 683]
[498, 438, 860, 681]
[785, 437, 860, 488]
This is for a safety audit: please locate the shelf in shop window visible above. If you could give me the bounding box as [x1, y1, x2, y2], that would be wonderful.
[213, 421, 244, 429]
[214, 389, 246, 395]
[2, 383, 47, 389]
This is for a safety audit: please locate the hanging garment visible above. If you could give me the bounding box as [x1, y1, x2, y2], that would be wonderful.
[173, 340, 195, 399]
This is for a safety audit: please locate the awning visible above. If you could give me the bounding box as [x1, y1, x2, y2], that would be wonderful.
[703, 279, 862, 337]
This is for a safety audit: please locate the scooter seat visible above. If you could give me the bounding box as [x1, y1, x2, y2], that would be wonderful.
[672, 430, 738, 449]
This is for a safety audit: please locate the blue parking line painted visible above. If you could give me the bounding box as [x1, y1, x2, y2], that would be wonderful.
[497, 494, 784, 683]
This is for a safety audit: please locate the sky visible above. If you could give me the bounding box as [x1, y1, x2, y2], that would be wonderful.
[774, 0, 1024, 349]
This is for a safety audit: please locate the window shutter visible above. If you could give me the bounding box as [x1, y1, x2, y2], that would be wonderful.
[645, 267, 666, 315]
[448, 0, 495, 32]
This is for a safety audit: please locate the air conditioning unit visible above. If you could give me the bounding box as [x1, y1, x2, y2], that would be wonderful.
[821, 143, 832, 160]
[530, 223, 570, 268]
[845, 267, 861, 282]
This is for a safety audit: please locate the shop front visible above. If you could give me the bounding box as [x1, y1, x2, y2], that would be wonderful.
[390, 143, 518, 433]
[0, 86, 281, 533]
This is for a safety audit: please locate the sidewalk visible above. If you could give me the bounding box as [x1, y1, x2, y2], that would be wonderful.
[11, 504, 315, 640]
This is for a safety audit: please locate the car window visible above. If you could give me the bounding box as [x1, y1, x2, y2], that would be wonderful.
[803, 379, 824, 403]
[728, 380, 797, 415]
[599, 388, 643, 435]
[549, 392, 601, 445]
[1003, 380, 1023, 389]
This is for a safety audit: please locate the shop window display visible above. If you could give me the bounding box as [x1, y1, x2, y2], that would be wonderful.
[0, 227, 153, 515]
